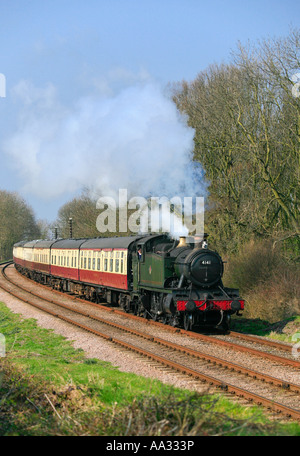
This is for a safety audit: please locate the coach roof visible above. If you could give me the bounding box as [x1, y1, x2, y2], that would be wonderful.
[13, 240, 28, 248]
[34, 240, 59, 249]
[80, 235, 145, 250]
[51, 239, 87, 249]
[23, 240, 40, 248]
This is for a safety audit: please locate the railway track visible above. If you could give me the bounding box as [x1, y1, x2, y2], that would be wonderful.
[6, 262, 299, 367]
[1, 261, 300, 422]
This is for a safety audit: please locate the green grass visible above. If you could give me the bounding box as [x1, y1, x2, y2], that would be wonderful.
[0, 301, 300, 436]
[231, 315, 300, 344]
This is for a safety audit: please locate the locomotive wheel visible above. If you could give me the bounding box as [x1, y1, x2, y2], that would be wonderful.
[184, 313, 194, 331]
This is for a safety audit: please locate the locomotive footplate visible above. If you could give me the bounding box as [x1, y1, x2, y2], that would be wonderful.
[172, 289, 244, 314]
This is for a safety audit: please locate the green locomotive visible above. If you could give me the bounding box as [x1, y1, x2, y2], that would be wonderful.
[129, 234, 244, 332]
[14, 233, 244, 333]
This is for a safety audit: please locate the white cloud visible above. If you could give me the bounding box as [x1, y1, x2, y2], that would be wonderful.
[4, 76, 206, 204]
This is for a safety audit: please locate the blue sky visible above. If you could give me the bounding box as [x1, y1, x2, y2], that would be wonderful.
[0, 0, 299, 222]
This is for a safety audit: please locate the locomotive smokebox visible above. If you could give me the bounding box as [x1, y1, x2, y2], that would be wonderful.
[174, 248, 224, 287]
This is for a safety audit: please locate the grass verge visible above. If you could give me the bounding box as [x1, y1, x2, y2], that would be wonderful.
[0, 301, 299, 436]
[231, 316, 300, 343]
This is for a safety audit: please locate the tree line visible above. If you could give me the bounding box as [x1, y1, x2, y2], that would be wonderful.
[1, 29, 299, 261]
[171, 28, 299, 256]
[0, 190, 41, 261]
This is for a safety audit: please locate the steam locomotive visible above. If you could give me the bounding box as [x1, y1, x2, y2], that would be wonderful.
[13, 233, 244, 332]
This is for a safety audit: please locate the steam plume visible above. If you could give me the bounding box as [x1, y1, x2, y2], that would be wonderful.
[4, 77, 207, 235]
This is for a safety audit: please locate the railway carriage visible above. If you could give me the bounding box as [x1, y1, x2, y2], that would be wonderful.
[32, 240, 53, 275]
[23, 240, 39, 272]
[13, 241, 26, 268]
[78, 237, 131, 291]
[51, 239, 83, 282]
[13, 233, 244, 332]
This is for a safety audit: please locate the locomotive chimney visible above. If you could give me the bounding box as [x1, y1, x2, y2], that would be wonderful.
[193, 233, 208, 249]
[69, 217, 73, 239]
[193, 235, 202, 249]
[177, 236, 187, 248]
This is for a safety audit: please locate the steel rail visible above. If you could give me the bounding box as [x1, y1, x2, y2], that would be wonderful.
[229, 331, 294, 353]
[12, 262, 295, 355]
[3, 262, 300, 370]
[1, 263, 300, 421]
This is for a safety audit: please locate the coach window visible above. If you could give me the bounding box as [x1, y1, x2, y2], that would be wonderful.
[74, 257, 76, 268]
[124, 253, 127, 274]
[104, 258, 108, 271]
[109, 259, 113, 272]
[84, 258, 87, 269]
[92, 258, 95, 270]
[115, 259, 119, 273]
[88, 258, 91, 269]
[97, 258, 100, 271]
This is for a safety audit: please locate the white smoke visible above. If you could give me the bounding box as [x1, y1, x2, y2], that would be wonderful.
[4, 75, 207, 235]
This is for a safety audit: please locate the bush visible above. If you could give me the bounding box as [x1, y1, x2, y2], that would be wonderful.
[223, 239, 282, 293]
[223, 239, 300, 322]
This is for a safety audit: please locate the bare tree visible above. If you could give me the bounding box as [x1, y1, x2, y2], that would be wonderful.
[172, 29, 300, 254]
[0, 190, 41, 260]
